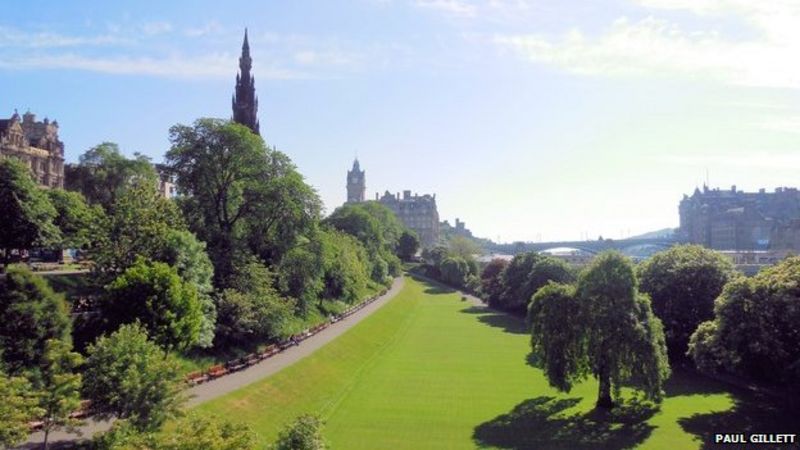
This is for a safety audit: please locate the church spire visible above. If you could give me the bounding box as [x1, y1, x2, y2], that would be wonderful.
[232, 28, 260, 135]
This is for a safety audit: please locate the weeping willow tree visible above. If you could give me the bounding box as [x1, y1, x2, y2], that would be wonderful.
[528, 251, 670, 409]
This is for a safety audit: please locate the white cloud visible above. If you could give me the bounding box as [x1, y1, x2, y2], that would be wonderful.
[0, 53, 305, 80]
[0, 26, 130, 48]
[414, 0, 477, 17]
[184, 21, 223, 38]
[141, 21, 173, 36]
[494, 2, 800, 89]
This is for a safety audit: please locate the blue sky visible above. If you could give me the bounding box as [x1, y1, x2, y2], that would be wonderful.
[3, 0, 800, 242]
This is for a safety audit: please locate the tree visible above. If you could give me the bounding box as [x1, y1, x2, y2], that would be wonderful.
[92, 414, 257, 450]
[277, 240, 324, 314]
[498, 252, 542, 314]
[90, 179, 184, 281]
[38, 339, 83, 450]
[103, 259, 203, 351]
[0, 265, 71, 376]
[156, 229, 217, 348]
[47, 188, 104, 250]
[65, 142, 157, 210]
[638, 245, 735, 361]
[439, 256, 470, 287]
[0, 158, 60, 269]
[689, 256, 800, 385]
[83, 323, 184, 431]
[524, 256, 575, 301]
[215, 258, 294, 346]
[397, 230, 420, 261]
[529, 252, 670, 408]
[447, 235, 481, 261]
[480, 258, 508, 307]
[0, 370, 42, 449]
[167, 119, 320, 288]
[318, 229, 371, 303]
[273, 414, 327, 450]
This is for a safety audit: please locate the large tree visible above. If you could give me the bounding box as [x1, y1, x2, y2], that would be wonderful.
[65, 142, 157, 210]
[638, 245, 735, 361]
[0, 370, 42, 449]
[689, 256, 800, 385]
[397, 230, 420, 261]
[47, 188, 104, 251]
[498, 252, 542, 314]
[0, 158, 60, 269]
[103, 259, 204, 352]
[90, 179, 184, 281]
[38, 339, 83, 450]
[167, 118, 320, 288]
[529, 252, 670, 408]
[0, 265, 71, 377]
[83, 323, 184, 431]
[480, 258, 509, 307]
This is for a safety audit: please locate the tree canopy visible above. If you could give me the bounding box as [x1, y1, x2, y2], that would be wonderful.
[529, 252, 670, 408]
[0, 158, 60, 267]
[689, 256, 800, 385]
[83, 323, 184, 431]
[638, 245, 735, 361]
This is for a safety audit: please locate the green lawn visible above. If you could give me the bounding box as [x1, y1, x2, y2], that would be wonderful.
[198, 276, 797, 449]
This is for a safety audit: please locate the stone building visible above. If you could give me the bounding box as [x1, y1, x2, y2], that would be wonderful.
[346, 159, 365, 203]
[377, 190, 440, 247]
[0, 110, 65, 188]
[679, 185, 800, 250]
[232, 29, 260, 135]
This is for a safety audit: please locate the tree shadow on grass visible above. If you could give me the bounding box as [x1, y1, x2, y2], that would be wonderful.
[461, 305, 529, 335]
[474, 396, 658, 449]
[670, 371, 800, 450]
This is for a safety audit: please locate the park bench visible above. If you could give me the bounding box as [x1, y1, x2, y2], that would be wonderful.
[207, 364, 227, 378]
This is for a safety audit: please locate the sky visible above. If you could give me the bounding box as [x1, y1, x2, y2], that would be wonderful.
[2, 0, 800, 243]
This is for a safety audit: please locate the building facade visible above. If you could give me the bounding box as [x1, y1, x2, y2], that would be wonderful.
[377, 190, 440, 247]
[232, 29, 260, 135]
[346, 159, 365, 203]
[0, 110, 65, 188]
[679, 185, 800, 250]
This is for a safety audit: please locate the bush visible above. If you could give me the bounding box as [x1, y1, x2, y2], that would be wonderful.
[273, 414, 327, 450]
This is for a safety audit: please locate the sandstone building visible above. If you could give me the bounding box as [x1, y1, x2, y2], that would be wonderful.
[0, 110, 65, 188]
[679, 185, 800, 250]
[344, 160, 440, 247]
[346, 159, 366, 203]
[232, 29, 260, 135]
[377, 190, 440, 247]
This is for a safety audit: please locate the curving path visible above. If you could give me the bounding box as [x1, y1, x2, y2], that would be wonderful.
[19, 277, 405, 449]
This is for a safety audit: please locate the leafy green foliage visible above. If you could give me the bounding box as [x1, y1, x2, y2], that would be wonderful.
[65, 142, 157, 211]
[215, 258, 294, 346]
[0, 265, 71, 376]
[480, 258, 508, 307]
[528, 283, 587, 391]
[689, 256, 800, 384]
[277, 241, 324, 314]
[47, 188, 105, 250]
[90, 180, 184, 281]
[0, 158, 60, 266]
[397, 230, 420, 261]
[91, 414, 257, 450]
[104, 259, 203, 351]
[575, 252, 670, 407]
[39, 339, 84, 449]
[498, 252, 542, 313]
[439, 256, 470, 287]
[318, 229, 371, 302]
[638, 245, 734, 361]
[83, 323, 185, 431]
[156, 229, 216, 347]
[0, 369, 42, 448]
[273, 414, 327, 450]
[167, 119, 320, 288]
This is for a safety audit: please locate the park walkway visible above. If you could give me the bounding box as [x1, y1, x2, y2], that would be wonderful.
[20, 277, 405, 449]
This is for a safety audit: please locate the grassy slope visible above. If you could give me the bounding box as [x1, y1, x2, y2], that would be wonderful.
[198, 276, 795, 449]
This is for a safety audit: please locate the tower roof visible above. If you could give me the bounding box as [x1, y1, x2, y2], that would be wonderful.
[232, 28, 260, 135]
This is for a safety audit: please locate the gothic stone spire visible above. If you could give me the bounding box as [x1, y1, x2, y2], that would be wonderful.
[232, 28, 260, 135]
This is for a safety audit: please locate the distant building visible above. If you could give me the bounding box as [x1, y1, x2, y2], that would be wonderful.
[153, 164, 177, 198]
[679, 185, 800, 250]
[0, 110, 65, 188]
[232, 29, 260, 135]
[346, 159, 365, 203]
[441, 218, 473, 238]
[377, 190, 440, 247]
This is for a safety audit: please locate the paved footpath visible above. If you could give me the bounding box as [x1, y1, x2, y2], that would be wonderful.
[20, 277, 406, 449]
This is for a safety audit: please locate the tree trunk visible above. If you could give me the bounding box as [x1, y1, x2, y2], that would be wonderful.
[43, 426, 50, 450]
[596, 366, 615, 409]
